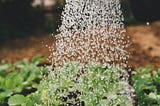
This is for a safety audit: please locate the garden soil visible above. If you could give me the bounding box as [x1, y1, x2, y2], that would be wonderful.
[0, 21, 160, 70]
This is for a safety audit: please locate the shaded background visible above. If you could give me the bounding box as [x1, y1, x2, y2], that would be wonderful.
[0, 0, 160, 69]
[0, 0, 160, 41]
[0, 0, 64, 41]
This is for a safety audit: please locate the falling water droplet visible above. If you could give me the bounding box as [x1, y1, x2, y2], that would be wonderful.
[146, 22, 150, 26]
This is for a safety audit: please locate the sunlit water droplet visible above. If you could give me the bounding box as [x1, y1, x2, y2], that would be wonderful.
[146, 22, 150, 26]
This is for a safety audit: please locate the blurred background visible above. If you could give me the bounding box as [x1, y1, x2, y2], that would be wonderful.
[0, 0, 160, 41]
[0, 0, 160, 68]
[0, 0, 64, 41]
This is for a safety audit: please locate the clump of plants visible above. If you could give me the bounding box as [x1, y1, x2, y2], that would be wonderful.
[4, 62, 133, 106]
[37, 62, 134, 106]
[132, 67, 160, 105]
[0, 56, 50, 106]
[1, 56, 160, 106]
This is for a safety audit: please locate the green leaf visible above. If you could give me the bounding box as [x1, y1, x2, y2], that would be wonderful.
[0, 64, 9, 76]
[140, 66, 153, 75]
[0, 91, 12, 102]
[25, 98, 35, 106]
[0, 64, 9, 71]
[99, 99, 107, 106]
[32, 56, 46, 65]
[149, 92, 158, 100]
[8, 94, 26, 106]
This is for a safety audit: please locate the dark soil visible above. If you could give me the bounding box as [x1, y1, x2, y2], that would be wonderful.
[0, 21, 160, 70]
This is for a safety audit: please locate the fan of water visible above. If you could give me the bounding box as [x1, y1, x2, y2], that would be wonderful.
[46, 0, 135, 105]
[52, 0, 130, 68]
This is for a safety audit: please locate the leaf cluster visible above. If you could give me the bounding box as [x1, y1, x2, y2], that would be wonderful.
[0, 56, 50, 106]
[3, 58, 160, 106]
[38, 62, 133, 106]
[132, 67, 160, 106]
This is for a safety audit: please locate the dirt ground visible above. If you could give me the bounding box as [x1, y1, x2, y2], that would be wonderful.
[0, 21, 160, 70]
[126, 21, 160, 69]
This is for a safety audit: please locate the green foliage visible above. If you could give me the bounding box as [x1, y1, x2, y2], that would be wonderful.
[0, 56, 50, 105]
[8, 94, 26, 106]
[79, 64, 133, 106]
[9, 62, 132, 106]
[37, 62, 133, 106]
[8, 93, 43, 106]
[132, 66, 160, 106]
[2, 57, 160, 106]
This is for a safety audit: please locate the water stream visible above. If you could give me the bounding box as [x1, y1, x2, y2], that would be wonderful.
[47, 0, 134, 105]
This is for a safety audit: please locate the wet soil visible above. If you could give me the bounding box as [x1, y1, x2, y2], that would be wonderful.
[0, 21, 160, 70]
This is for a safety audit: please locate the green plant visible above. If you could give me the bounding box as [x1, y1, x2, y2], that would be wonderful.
[35, 62, 133, 106]
[0, 56, 50, 105]
[4, 57, 160, 106]
[132, 66, 160, 106]
[79, 64, 133, 106]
